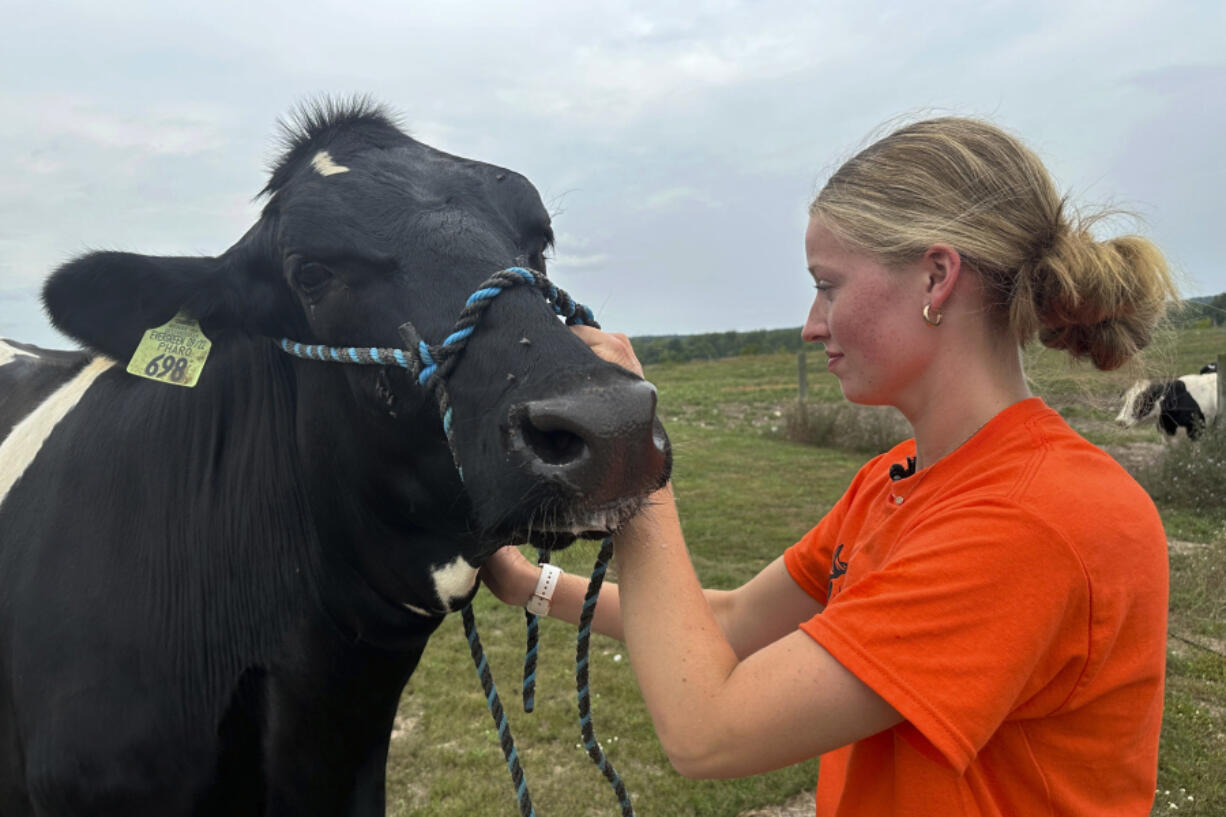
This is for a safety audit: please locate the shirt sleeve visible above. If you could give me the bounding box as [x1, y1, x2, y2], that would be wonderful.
[784, 454, 884, 607]
[784, 516, 842, 608]
[799, 499, 1090, 771]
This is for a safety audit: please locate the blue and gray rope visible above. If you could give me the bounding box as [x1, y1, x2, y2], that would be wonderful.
[275, 266, 633, 816]
[464, 604, 536, 817]
[522, 549, 550, 714]
[577, 537, 635, 816]
[398, 266, 595, 477]
[279, 265, 595, 478]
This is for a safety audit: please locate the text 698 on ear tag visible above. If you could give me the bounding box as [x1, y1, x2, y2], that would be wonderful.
[126, 312, 213, 388]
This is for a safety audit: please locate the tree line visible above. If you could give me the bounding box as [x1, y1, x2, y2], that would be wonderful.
[630, 293, 1226, 366]
[631, 327, 807, 365]
[1176, 293, 1226, 328]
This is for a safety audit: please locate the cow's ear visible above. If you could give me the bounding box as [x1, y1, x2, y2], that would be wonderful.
[43, 251, 245, 360]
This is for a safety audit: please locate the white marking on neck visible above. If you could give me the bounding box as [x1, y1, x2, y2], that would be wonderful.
[400, 557, 480, 618]
[432, 556, 479, 612]
[311, 150, 350, 177]
[0, 356, 114, 510]
[0, 341, 38, 367]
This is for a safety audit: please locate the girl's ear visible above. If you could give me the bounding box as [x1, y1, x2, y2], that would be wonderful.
[923, 244, 963, 312]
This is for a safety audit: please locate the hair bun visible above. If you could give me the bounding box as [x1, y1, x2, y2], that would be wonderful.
[1029, 227, 1169, 370]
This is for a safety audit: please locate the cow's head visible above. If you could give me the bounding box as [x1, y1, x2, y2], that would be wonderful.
[42, 100, 672, 608]
[1115, 379, 1166, 427]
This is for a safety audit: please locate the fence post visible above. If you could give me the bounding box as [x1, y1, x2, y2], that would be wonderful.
[798, 351, 808, 402]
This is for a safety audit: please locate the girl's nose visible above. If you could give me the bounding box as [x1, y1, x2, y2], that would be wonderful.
[802, 297, 828, 343]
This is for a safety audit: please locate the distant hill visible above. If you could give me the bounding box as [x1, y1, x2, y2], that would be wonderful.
[1175, 292, 1226, 327]
[630, 326, 805, 365]
[631, 293, 1226, 365]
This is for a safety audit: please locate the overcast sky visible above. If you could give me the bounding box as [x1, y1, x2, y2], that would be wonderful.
[3, 0, 1223, 348]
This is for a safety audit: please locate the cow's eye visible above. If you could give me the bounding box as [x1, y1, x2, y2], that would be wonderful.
[293, 262, 334, 296]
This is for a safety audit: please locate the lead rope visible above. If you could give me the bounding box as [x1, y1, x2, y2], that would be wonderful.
[522, 549, 549, 714]
[577, 538, 634, 816]
[276, 266, 634, 817]
[464, 604, 536, 817]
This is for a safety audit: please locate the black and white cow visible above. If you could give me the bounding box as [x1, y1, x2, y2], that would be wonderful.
[1115, 372, 1219, 439]
[0, 100, 671, 817]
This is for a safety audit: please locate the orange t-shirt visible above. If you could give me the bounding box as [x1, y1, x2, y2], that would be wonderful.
[784, 398, 1167, 817]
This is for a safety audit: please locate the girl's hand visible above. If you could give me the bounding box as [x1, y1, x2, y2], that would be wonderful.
[479, 545, 538, 606]
[571, 325, 644, 378]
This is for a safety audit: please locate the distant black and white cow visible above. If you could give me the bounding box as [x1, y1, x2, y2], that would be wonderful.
[0, 101, 671, 817]
[1115, 372, 1220, 439]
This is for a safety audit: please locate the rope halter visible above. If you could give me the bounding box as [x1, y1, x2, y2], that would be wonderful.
[279, 266, 596, 479]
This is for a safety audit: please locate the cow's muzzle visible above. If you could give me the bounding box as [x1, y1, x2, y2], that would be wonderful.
[507, 378, 671, 514]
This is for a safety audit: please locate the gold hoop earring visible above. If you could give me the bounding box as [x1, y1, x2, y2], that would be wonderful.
[922, 303, 943, 327]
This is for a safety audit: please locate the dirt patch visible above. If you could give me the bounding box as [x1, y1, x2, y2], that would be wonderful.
[390, 713, 420, 741]
[1169, 539, 1211, 556]
[1102, 441, 1165, 477]
[737, 790, 814, 817]
[663, 401, 788, 432]
[721, 384, 792, 394]
[1168, 630, 1226, 659]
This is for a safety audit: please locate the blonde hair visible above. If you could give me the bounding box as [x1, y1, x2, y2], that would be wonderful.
[811, 117, 1178, 371]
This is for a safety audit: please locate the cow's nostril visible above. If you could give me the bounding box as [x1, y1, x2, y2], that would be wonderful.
[509, 381, 665, 504]
[521, 420, 587, 466]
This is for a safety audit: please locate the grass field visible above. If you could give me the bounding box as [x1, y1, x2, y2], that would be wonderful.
[389, 325, 1226, 816]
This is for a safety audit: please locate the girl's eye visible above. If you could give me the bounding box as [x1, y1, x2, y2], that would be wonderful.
[813, 279, 833, 292]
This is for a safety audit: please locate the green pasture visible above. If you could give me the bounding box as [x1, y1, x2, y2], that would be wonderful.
[389, 325, 1226, 817]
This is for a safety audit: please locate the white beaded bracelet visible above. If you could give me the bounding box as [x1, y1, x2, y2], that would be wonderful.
[526, 563, 563, 616]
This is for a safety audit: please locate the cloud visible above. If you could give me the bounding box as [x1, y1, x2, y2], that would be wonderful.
[640, 186, 720, 211]
[29, 100, 233, 156]
[554, 252, 611, 271]
[0, 288, 33, 303]
[1, 0, 1224, 347]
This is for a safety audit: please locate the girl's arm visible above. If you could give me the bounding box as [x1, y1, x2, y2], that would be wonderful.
[480, 542, 825, 660]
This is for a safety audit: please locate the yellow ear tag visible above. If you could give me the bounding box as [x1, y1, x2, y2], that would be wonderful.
[126, 311, 213, 388]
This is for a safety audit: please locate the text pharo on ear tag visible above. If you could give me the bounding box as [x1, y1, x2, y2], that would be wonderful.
[126, 312, 213, 388]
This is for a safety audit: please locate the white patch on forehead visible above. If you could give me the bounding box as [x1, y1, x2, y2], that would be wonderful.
[0, 340, 38, 367]
[0, 356, 113, 510]
[432, 556, 479, 611]
[311, 150, 350, 177]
